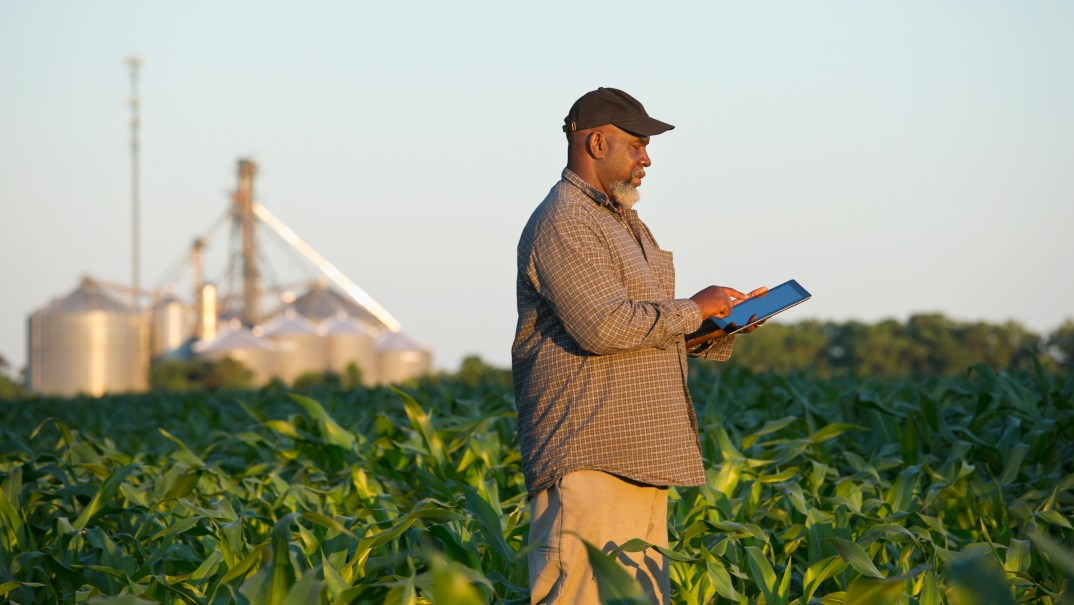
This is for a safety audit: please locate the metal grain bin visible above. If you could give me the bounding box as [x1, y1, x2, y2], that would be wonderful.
[27, 278, 148, 397]
[262, 309, 327, 385]
[150, 296, 194, 360]
[323, 313, 378, 386]
[376, 331, 432, 385]
[291, 281, 390, 331]
[192, 319, 276, 386]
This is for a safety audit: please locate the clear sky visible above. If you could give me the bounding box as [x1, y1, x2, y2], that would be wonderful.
[2, 1, 1072, 375]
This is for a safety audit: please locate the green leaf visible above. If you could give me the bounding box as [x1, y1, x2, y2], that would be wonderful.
[614, 537, 697, 563]
[460, 484, 515, 563]
[0, 483, 23, 548]
[267, 513, 300, 604]
[918, 570, 941, 605]
[281, 566, 325, 605]
[1028, 527, 1074, 577]
[431, 558, 486, 605]
[745, 546, 779, 605]
[827, 538, 885, 579]
[322, 561, 349, 601]
[997, 442, 1029, 485]
[349, 499, 462, 575]
[802, 556, 848, 604]
[580, 539, 649, 604]
[301, 512, 359, 541]
[86, 596, 159, 605]
[776, 558, 793, 605]
[393, 387, 446, 465]
[807, 423, 864, 444]
[742, 416, 798, 448]
[884, 466, 918, 514]
[1035, 510, 1073, 529]
[289, 393, 357, 449]
[0, 582, 46, 598]
[947, 554, 1017, 605]
[842, 577, 903, 605]
[73, 464, 138, 530]
[191, 550, 223, 582]
[1004, 538, 1031, 573]
[705, 558, 745, 603]
[158, 428, 206, 467]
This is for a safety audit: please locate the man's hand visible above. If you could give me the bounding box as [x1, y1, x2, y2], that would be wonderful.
[690, 285, 767, 319]
[738, 286, 769, 333]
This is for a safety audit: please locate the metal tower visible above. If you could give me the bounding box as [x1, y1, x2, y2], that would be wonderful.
[125, 55, 144, 310]
[234, 159, 260, 327]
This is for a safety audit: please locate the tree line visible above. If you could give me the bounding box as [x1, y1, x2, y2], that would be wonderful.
[722, 313, 1074, 376]
[1, 313, 1071, 399]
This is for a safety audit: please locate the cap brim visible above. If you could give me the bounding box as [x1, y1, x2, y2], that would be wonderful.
[614, 116, 675, 136]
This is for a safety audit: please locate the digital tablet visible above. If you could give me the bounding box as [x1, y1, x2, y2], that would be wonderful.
[686, 279, 812, 344]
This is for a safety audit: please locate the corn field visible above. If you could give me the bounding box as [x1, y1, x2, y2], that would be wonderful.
[1, 363, 1072, 604]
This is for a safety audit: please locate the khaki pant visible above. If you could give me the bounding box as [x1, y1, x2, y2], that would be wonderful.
[528, 470, 670, 605]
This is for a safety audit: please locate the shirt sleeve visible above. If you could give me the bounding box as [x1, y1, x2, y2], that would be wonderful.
[529, 207, 702, 355]
[688, 333, 736, 361]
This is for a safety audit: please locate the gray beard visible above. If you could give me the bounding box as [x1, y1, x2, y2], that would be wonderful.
[609, 180, 641, 209]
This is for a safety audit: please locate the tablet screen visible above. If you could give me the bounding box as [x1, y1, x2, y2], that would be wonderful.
[709, 279, 811, 334]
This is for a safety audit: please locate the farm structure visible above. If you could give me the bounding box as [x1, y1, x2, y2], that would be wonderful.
[26, 159, 430, 396]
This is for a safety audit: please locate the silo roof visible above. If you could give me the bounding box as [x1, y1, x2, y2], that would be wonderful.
[193, 325, 275, 354]
[262, 310, 320, 337]
[376, 331, 431, 352]
[291, 283, 389, 329]
[34, 278, 136, 316]
[323, 313, 378, 336]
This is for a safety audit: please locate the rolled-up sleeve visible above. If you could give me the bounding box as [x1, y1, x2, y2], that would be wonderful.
[688, 332, 736, 361]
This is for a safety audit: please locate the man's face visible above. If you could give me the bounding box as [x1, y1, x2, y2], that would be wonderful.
[603, 127, 651, 185]
[598, 127, 651, 206]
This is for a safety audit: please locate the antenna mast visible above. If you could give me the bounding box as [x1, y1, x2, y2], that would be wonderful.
[125, 55, 144, 310]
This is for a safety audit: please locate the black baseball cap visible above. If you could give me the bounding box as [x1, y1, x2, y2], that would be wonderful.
[562, 87, 675, 136]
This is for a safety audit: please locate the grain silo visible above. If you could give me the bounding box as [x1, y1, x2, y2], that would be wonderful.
[192, 319, 276, 386]
[27, 278, 148, 397]
[323, 312, 379, 386]
[376, 331, 432, 385]
[149, 295, 194, 360]
[262, 308, 327, 385]
[290, 280, 391, 331]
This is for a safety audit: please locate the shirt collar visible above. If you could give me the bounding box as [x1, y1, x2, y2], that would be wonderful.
[562, 168, 620, 212]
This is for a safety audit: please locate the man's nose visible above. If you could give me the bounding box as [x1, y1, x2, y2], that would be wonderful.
[640, 149, 651, 167]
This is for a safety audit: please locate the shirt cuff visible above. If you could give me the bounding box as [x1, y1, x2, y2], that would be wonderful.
[669, 298, 704, 334]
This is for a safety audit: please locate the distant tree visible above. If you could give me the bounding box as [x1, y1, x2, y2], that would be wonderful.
[0, 354, 23, 400]
[342, 362, 364, 390]
[1047, 319, 1074, 370]
[293, 370, 342, 390]
[149, 359, 193, 391]
[720, 314, 1050, 377]
[455, 355, 512, 389]
[149, 357, 255, 391]
[726, 321, 829, 374]
[206, 357, 255, 390]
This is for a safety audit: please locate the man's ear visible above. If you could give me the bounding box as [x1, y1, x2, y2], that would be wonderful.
[585, 131, 606, 159]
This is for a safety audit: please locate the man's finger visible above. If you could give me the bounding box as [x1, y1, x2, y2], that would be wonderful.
[748, 286, 768, 298]
[724, 288, 748, 302]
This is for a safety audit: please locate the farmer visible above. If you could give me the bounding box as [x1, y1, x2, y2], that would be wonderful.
[512, 87, 765, 604]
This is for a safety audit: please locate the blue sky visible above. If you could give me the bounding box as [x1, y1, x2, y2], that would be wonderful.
[2, 1, 1072, 373]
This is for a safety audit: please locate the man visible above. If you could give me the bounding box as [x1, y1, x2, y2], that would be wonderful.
[512, 87, 765, 604]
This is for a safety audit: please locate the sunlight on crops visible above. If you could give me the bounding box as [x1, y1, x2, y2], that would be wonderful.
[1, 363, 1072, 604]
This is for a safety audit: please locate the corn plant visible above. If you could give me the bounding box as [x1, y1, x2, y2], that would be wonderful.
[0, 365, 1071, 604]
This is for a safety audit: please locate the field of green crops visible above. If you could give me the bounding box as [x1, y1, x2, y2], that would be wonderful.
[1, 362, 1072, 604]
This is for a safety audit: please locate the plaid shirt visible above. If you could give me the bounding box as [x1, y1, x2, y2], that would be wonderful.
[512, 169, 735, 496]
